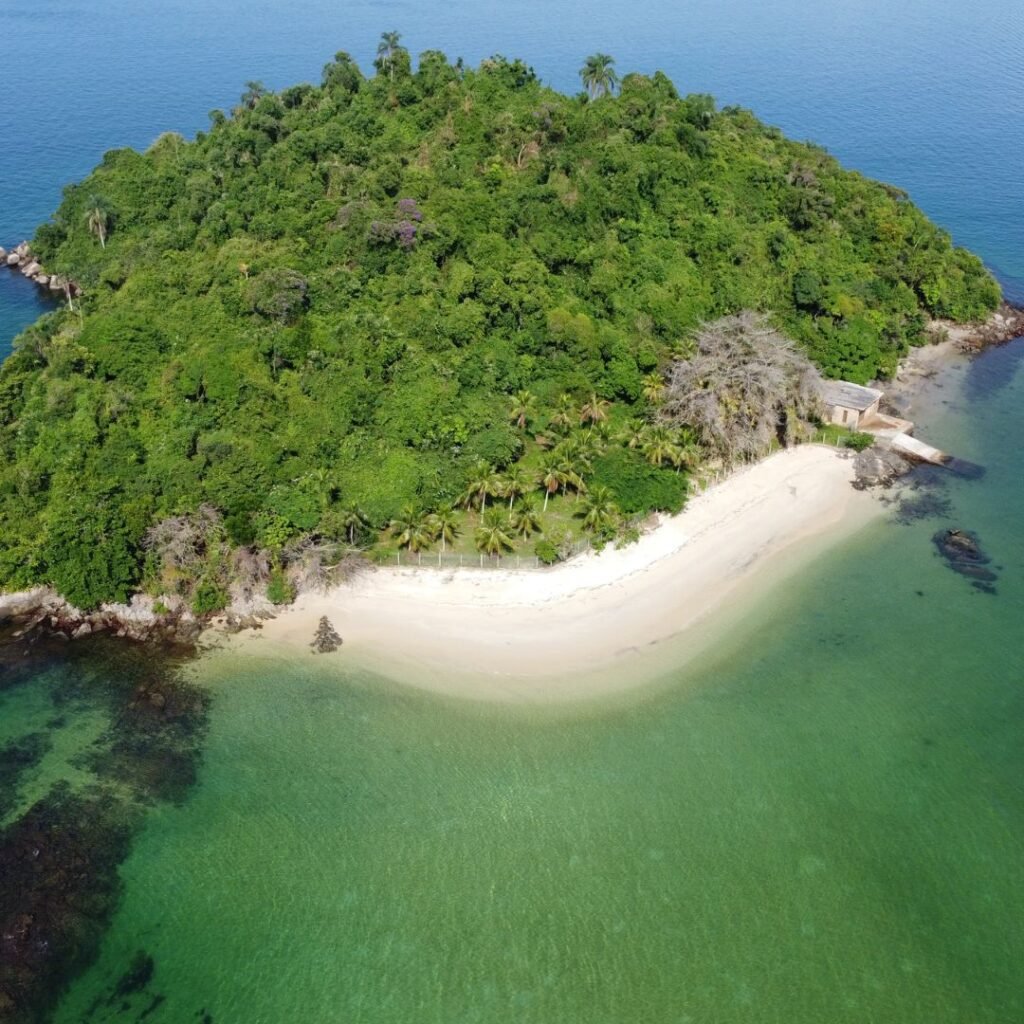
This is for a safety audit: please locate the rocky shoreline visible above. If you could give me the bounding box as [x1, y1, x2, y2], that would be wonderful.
[0, 241, 80, 304]
[0, 588, 277, 649]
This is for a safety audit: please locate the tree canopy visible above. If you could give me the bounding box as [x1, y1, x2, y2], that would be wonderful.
[0, 44, 999, 607]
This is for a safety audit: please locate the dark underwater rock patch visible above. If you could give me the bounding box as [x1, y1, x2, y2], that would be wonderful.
[0, 785, 136, 1024]
[0, 735, 51, 821]
[0, 635, 210, 1022]
[933, 528, 999, 593]
[75, 676, 211, 806]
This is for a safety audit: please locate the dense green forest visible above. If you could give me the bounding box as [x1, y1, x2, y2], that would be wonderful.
[0, 41, 1000, 609]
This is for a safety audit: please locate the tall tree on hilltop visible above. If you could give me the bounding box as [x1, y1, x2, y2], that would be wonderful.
[241, 80, 267, 109]
[580, 54, 619, 100]
[377, 31, 403, 81]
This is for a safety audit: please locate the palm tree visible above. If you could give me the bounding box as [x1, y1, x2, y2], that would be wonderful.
[642, 371, 665, 404]
[377, 30, 403, 81]
[580, 486, 620, 534]
[670, 437, 700, 474]
[339, 504, 369, 545]
[509, 389, 536, 430]
[241, 80, 267, 109]
[549, 393, 576, 435]
[619, 418, 649, 450]
[460, 460, 498, 511]
[509, 496, 542, 538]
[501, 465, 533, 513]
[641, 424, 681, 468]
[390, 504, 433, 552]
[538, 453, 568, 512]
[579, 392, 610, 428]
[427, 505, 459, 552]
[85, 196, 111, 248]
[580, 54, 619, 101]
[475, 509, 515, 557]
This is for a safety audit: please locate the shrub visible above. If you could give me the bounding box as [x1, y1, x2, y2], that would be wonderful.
[266, 567, 295, 605]
[842, 431, 875, 452]
[534, 538, 560, 565]
[590, 448, 687, 516]
[191, 579, 228, 616]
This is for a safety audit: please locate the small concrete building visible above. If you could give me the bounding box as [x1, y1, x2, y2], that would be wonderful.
[821, 380, 884, 430]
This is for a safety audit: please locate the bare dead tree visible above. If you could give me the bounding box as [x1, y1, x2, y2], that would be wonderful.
[283, 537, 372, 595]
[230, 546, 271, 600]
[660, 312, 823, 463]
[144, 504, 225, 574]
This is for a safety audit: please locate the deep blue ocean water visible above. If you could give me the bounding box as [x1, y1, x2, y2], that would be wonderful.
[2, 4, 1024, 1022]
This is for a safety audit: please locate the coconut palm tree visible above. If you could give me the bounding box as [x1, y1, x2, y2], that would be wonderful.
[619, 418, 649, 450]
[579, 392, 610, 427]
[670, 437, 700, 474]
[501, 465, 533, 513]
[580, 485, 620, 534]
[537, 452, 568, 512]
[642, 371, 665, 404]
[427, 505, 459, 552]
[641, 424, 680, 468]
[509, 389, 536, 430]
[580, 54, 619, 101]
[390, 504, 433, 552]
[509, 496, 542, 538]
[475, 509, 515, 557]
[338, 504, 370, 545]
[549, 393, 576, 435]
[377, 30, 403, 81]
[461, 459, 498, 511]
[85, 196, 111, 248]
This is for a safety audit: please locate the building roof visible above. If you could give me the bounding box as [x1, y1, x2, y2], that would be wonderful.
[820, 380, 884, 411]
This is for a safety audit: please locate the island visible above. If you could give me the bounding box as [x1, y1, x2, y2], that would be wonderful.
[0, 38, 1002, 633]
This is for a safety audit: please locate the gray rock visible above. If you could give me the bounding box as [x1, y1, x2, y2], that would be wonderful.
[5, 253, 19, 266]
[35, 274, 49, 286]
[21, 261, 41, 277]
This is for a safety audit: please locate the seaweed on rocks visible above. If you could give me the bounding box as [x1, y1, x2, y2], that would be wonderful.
[311, 616, 342, 654]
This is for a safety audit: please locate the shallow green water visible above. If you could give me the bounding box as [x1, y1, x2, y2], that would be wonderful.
[30, 344, 1021, 1024]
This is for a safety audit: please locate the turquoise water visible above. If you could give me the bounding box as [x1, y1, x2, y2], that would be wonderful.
[2, 1, 1023, 1021]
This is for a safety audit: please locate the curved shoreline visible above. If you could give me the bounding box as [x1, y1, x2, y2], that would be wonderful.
[224, 445, 883, 702]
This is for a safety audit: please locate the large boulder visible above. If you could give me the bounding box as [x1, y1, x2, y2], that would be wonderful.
[0, 247, 7, 261]
[21, 261, 42, 277]
[6, 253, 19, 266]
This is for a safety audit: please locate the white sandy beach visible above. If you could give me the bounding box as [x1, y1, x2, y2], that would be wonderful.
[232, 445, 882, 701]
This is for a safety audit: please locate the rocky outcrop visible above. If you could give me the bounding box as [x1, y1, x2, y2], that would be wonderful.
[0, 589, 202, 646]
[852, 445, 914, 488]
[0, 240, 80, 301]
[933, 528, 998, 593]
[927, 303, 1024, 353]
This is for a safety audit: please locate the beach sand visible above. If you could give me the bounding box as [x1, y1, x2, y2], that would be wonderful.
[224, 445, 882, 702]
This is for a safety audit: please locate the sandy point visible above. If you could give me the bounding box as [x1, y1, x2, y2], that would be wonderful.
[221, 446, 882, 703]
